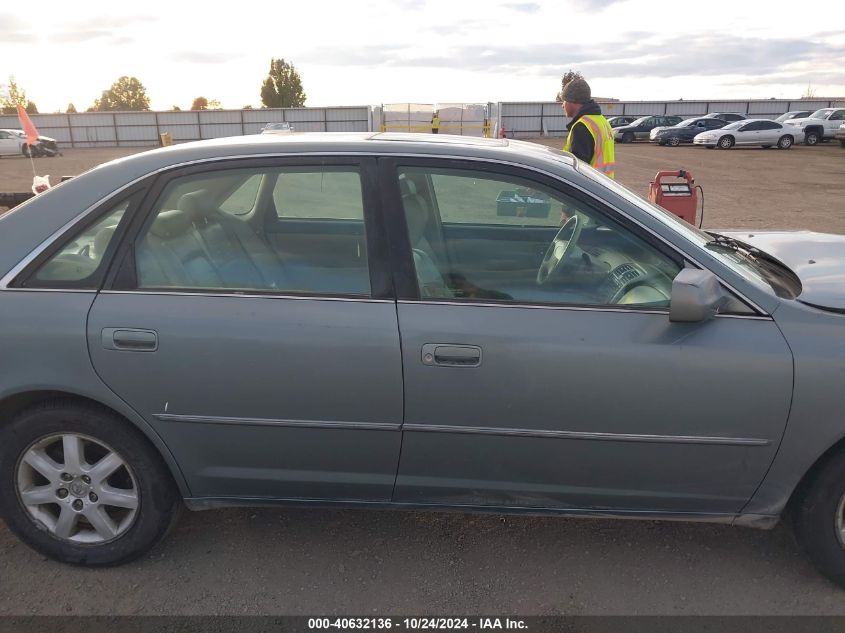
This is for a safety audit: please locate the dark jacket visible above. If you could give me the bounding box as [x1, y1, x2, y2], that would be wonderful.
[566, 101, 604, 163]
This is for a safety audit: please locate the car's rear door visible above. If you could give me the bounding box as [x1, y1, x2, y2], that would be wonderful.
[86, 156, 404, 502]
[382, 157, 793, 515]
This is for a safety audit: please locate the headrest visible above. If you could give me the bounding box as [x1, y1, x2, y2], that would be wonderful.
[149, 209, 192, 239]
[178, 189, 215, 218]
[398, 177, 417, 198]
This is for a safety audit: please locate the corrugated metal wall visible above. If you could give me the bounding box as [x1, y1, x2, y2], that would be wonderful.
[500, 99, 845, 138]
[0, 106, 371, 148]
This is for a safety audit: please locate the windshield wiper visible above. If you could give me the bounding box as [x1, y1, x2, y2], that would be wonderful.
[704, 232, 802, 297]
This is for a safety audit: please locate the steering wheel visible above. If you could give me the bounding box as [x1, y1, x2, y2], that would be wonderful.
[536, 214, 582, 285]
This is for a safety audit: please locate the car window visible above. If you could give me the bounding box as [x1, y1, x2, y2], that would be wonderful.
[760, 121, 780, 130]
[810, 110, 830, 119]
[831, 110, 845, 121]
[723, 121, 744, 130]
[397, 166, 682, 308]
[27, 198, 132, 287]
[134, 166, 371, 296]
[706, 119, 726, 129]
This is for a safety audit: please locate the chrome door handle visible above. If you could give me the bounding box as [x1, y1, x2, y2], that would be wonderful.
[102, 328, 158, 352]
[421, 344, 482, 367]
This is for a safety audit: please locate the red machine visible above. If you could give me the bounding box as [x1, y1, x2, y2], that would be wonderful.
[648, 170, 702, 226]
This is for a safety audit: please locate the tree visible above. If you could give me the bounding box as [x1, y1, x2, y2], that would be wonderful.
[243, 105, 254, 110]
[208, 99, 222, 110]
[1, 76, 37, 114]
[90, 76, 151, 111]
[67, 103, 77, 113]
[555, 69, 585, 102]
[802, 83, 817, 99]
[260, 58, 306, 108]
[191, 96, 209, 110]
[171, 105, 181, 111]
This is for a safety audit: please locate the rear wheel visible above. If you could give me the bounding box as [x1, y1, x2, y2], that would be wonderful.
[0, 402, 181, 566]
[21, 144, 31, 158]
[717, 136, 734, 149]
[622, 132, 634, 144]
[777, 135, 793, 150]
[794, 449, 845, 588]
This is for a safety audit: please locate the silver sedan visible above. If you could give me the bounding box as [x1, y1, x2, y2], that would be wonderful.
[0, 134, 843, 586]
[693, 119, 797, 149]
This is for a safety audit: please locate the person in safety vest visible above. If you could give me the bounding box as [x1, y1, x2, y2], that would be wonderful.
[560, 78, 616, 180]
[431, 112, 441, 134]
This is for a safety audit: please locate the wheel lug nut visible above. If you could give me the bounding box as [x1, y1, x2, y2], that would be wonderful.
[89, 492, 98, 503]
[57, 488, 69, 499]
[72, 500, 84, 511]
[82, 475, 91, 484]
[60, 473, 73, 482]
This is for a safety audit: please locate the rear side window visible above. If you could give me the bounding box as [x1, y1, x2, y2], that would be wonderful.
[273, 169, 363, 220]
[21, 196, 132, 288]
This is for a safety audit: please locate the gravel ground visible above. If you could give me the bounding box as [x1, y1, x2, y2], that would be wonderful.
[1, 140, 844, 616]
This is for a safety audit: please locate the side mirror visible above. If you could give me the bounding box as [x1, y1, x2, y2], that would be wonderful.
[669, 268, 726, 323]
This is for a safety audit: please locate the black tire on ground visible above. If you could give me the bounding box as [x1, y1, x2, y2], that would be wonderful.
[793, 449, 845, 588]
[717, 136, 734, 149]
[840, 140, 845, 148]
[21, 144, 31, 158]
[805, 130, 821, 146]
[668, 137, 681, 147]
[0, 401, 181, 566]
[622, 132, 634, 144]
[777, 135, 794, 150]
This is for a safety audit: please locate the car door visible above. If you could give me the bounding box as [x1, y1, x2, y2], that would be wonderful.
[827, 110, 845, 136]
[636, 118, 657, 140]
[760, 121, 782, 144]
[382, 158, 793, 515]
[735, 121, 761, 145]
[86, 157, 404, 501]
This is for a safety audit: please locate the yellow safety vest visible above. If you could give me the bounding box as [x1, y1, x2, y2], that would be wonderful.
[563, 114, 616, 179]
[432, 116, 441, 130]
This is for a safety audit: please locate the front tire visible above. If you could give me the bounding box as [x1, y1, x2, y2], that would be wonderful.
[21, 144, 31, 158]
[793, 449, 845, 587]
[667, 137, 681, 147]
[805, 130, 821, 146]
[0, 402, 180, 566]
[717, 136, 734, 149]
[622, 132, 634, 144]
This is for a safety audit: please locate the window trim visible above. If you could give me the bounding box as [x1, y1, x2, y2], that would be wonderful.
[380, 156, 699, 312]
[104, 156, 393, 301]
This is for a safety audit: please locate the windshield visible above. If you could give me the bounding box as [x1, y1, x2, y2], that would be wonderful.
[575, 163, 798, 297]
[775, 112, 799, 122]
[810, 109, 830, 119]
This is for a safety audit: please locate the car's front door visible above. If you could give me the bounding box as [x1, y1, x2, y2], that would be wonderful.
[0, 130, 18, 156]
[86, 157, 404, 501]
[383, 159, 793, 515]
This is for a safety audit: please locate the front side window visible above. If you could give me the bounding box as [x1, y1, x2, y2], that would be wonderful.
[831, 110, 845, 121]
[24, 197, 131, 287]
[398, 166, 682, 308]
[135, 166, 370, 296]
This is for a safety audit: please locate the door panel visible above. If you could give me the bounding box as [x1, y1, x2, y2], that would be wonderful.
[88, 294, 402, 500]
[394, 303, 792, 513]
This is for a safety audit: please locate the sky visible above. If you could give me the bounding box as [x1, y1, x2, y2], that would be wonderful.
[2, 0, 844, 112]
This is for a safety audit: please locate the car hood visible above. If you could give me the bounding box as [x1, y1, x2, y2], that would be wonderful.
[719, 230, 845, 312]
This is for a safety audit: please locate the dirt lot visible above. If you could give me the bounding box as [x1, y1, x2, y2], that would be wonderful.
[1, 141, 845, 616]
[2, 142, 843, 233]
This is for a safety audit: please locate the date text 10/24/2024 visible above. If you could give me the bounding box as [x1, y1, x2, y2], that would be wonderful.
[308, 618, 529, 630]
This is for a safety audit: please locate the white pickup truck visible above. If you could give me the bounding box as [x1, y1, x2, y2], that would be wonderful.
[782, 108, 845, 145]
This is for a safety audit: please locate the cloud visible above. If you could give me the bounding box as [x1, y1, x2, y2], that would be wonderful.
[0, 12, 35, 43]
[568, 0, 624, 10]
[170, 52, 244, 64]
[503, 2, 541, 12]
[47, 14, 156, 44]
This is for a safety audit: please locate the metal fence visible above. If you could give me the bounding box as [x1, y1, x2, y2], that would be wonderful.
[498, 98, 845, 138]
[378, 103, 491, 136]
[0, 106, 372, 148]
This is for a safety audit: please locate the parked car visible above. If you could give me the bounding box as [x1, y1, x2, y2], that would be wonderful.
[703, 112, 747, 122]
[836, 123, 845, 148]
[774, 110, 813, 123]
[650, 117, 728, 146]
[606, 116, 638, 128]
[693, 119, 796, 149]
[0, 129, 59, 158]
[2, 133, 845, 587]
[613, 115, 684, 143]
[260, 122, 294, 134]
[782, 108, 845, 145]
